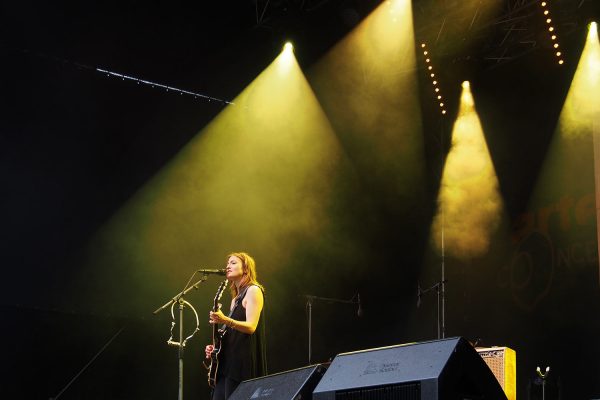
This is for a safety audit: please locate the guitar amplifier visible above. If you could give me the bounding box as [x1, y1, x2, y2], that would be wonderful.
[476, 346, 516, 400]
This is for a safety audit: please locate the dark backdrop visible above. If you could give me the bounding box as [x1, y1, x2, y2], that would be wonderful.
[1, 1, 599, 399]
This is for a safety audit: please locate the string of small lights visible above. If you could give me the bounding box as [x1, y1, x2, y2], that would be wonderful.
[96, 68, 234, 105]
[8, 46, 234, 105]
[420, 43, 447, 115]
[540, 1, 564, 65]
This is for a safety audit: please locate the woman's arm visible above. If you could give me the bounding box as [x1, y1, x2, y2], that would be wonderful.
[209, 286, 263, 334]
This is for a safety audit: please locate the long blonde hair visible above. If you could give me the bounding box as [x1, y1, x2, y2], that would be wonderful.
[227, 252, 264, 298]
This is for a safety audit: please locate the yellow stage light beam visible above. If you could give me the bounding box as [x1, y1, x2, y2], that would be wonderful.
[526, 21, 599, 269]
[309, 0, 425, 212]
[530, 21, 600, 206]
[431, 81, 504, 259]
[558, 22, 600, 139]
[77, 45, 352, 313]
[586, 22, 600, 284]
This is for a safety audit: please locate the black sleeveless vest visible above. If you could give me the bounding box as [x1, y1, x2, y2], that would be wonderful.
[217, 285, 267, 382]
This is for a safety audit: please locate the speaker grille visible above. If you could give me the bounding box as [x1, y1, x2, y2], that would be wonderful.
[476, 347, 516, 400]
[335, 382, 421, 400]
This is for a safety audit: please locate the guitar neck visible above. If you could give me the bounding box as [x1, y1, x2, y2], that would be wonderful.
[212, 302, 222, 344]
[212, 320, 219, 344]
[211, 279, 228, 345]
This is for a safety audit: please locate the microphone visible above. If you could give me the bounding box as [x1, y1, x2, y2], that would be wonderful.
[357, 293, 363, 317]
[197, 269, 227, 276]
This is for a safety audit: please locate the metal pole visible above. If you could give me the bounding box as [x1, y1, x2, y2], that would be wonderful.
[542, 378, 546, 400]
[154, 274, 207, 400]
[441, 263, 446, 338]
[178, 300, 184, 400]
[308, 299, 313, 365]
[436, 284, 441, 339]
[441, 118, 447, 339]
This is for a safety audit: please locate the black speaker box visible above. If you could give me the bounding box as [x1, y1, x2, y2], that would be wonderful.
[312, 337, 507, 400]
[228, 364, 327, 400]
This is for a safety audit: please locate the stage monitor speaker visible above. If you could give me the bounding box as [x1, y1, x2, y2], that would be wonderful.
[312, 337, 507, 400]
[228, 364, 327, 400]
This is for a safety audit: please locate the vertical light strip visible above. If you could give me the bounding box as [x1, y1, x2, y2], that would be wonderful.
[420, 42, 447, 115]
[540, 1, 565, 65]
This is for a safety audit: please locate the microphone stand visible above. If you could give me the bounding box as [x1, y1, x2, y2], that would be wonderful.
[417, 279, 447, 339]
[153, 272, 209, 400]
[302, 294, 359, 365]
[536, 366, 550, 400]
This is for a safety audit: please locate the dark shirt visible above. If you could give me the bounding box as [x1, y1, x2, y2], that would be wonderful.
[217, 285, 267, 382]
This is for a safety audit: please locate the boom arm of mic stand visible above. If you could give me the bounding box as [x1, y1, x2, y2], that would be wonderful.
[418, 279, 448, 295]
[152, 275, 209, 315]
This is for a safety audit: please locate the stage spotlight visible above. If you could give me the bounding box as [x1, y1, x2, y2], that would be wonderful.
[278, 41, 296, 70]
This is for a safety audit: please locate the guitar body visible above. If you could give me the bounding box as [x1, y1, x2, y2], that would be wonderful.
[207, 329, 224, 388]
[208, 280, 228, 388]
